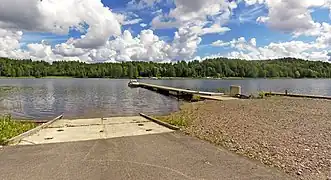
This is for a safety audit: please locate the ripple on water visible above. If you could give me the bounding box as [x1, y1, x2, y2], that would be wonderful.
[1, 78, 331, 120]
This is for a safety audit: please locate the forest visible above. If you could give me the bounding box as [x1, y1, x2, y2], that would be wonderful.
[0, 57, 331, 78]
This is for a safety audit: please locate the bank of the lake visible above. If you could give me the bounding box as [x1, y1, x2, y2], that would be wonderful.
[156, 97, 331, 180]
[0, 76, 74, 79]
[2, 75, 326, 80]
[0, 115, 37, 145]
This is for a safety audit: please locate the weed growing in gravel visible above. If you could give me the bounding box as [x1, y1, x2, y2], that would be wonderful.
[155, 106, 194, 127]
[191, 95, 201, 102]
[156, 115, 188, 127]
[258, 91, 266, 99]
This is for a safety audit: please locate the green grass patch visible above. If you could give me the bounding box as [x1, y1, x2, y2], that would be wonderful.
[155, 115, 188, 127]
[191, 95, 201, 102]
[154, 103, 195, 127]
[247, 91, 267, 99]
[0, 115, 37, 145]
[258, 91, 266, 99]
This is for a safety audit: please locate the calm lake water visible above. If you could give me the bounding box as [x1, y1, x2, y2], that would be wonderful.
[0, 78, 330, 120]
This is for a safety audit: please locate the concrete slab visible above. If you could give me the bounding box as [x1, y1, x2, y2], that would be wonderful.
[0, 132, 293, 180]
[49, 116, 149, 128]
[18, 116, 174, 145]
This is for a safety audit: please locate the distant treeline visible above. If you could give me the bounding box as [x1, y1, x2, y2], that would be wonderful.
[0, 57, 331, 78]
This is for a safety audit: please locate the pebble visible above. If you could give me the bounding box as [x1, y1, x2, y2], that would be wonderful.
[297, 169, 303, 175]
[179, 98, 331, 178]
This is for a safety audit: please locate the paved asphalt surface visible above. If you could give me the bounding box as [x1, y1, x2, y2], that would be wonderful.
[0, 132, 293, 180]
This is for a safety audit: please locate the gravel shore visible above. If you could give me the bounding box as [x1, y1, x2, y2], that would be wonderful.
[158, 97, 331, 179]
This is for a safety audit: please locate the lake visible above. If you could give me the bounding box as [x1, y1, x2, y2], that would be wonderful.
[0, 78, 330, 120]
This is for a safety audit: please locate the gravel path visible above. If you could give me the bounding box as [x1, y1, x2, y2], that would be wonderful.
[161, 97, 331, 179]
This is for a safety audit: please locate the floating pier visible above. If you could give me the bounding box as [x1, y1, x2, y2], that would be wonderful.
[133, 82, 223, 96]
[129, 82, 241, 101]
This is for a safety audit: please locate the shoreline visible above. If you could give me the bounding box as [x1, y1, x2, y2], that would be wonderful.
[0, 76, 331, 80]
[155, 97, 331, 179]
[0, 115, 37, 145]
[2, 94, 331, 178]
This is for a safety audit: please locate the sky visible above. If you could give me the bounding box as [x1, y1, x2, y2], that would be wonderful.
[0, 0, 330, 63]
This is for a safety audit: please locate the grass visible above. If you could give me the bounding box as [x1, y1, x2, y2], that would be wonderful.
[190, 95, 201, 102]
[154, 103, 195, 127]
[156, 115, 189, 127]
[154, 90, 267, 128]
[0, 114, 37, 145]
[258, 91, 266, 98]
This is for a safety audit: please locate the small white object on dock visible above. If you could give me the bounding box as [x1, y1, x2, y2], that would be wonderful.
[230, 85, 241, 97]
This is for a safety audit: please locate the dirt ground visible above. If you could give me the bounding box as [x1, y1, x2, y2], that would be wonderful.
[158, 97, 331, 179]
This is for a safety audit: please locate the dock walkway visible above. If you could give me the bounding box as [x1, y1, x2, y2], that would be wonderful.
[135, 82, 224, 96]
[133, 82, 239, 101]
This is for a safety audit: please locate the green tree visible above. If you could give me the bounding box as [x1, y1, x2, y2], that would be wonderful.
[294, 70, 301, 78]
[0, 57, 330, 79]
[167, 66, 176, 77]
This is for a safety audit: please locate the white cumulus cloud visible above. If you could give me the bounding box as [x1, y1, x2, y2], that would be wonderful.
[0, 0, 121, 49]
[257, 0, 331, 36]
[213, 37, 330, 61]
[0, 0, 330, 63]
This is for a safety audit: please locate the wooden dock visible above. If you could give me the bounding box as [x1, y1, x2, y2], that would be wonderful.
[135, 82, 224, 97]
[129, 82, 241, 101]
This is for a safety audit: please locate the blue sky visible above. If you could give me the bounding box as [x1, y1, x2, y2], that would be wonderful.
[23, 1, 272, 46]
[1, 0, 331, 62]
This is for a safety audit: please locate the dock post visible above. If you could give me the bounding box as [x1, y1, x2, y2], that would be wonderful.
[230, 85, 241, 97]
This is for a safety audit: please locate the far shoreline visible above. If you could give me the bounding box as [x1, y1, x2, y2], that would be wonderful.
[0, 76, 331, 80]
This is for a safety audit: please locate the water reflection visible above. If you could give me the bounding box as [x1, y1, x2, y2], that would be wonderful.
[1, 78, 331, 120]
[0, 79, 179, 120]
[141, 79, 331, 96]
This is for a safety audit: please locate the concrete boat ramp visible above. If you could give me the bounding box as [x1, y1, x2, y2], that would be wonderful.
[0, 83, 293, 179]
[15, 116, 174, 146]
[0, 115, 292, 180]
